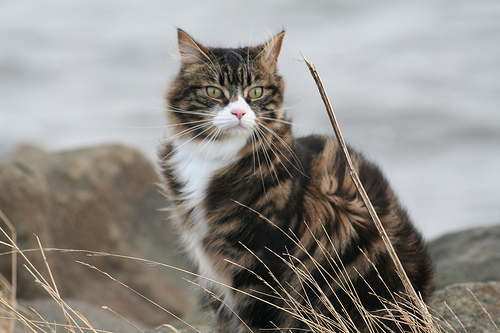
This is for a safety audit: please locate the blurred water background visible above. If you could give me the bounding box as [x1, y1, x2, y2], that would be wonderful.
[1, 0, 499, 239]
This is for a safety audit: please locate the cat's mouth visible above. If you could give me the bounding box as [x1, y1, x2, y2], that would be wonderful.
[212, 106, 257, 138]
[217, 121, 255, 138]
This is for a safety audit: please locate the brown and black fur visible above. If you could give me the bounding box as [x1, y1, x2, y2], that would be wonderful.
[159, 29, 434, 333]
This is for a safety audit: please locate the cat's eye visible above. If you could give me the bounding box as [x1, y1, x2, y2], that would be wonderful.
[206, 86, 223, 99]
[248, 86, 263, 99]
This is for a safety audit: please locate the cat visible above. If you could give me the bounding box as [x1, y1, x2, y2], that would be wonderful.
[159, 29, 434, 333]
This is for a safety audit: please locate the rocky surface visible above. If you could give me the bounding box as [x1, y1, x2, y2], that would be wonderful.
[428, 225, 500, 289]
[16, 298, 149, 332]
[151, 282, 500, 333]
[0, 144, 197, 329]
[430, 281, 500, 333]
[427, 227, 500, 332]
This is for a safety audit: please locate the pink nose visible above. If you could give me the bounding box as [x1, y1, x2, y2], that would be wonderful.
[231, 109, 246, 120]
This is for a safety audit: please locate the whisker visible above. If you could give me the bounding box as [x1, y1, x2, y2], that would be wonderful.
[156, 126, 203, 147]
[198, 127, 223, 162]
[256, 126, 294, 180]
[254, 127, 280, 185]
[166, 107, 211, 117]
[159, 125, 214, 162]
[280, 98, 309, 112]
[160, 123, 210, 144]
[250, 131, 257, 175]
[251, 131, 267, 196]
[256, 126, 295, 184]
[164, 119, 213, 128]
[258, 116, 297, 126]
[258, 123, 306, 176]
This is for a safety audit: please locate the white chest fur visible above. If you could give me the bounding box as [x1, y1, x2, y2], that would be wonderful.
[171, 137, 248, 208]
[170, 95, 255, 207]
[170, 136, 248, 302]
[168, 94, 255, 305]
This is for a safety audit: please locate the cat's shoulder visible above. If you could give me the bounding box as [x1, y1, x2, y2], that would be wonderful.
[296, 134, 388, 184]
[296, 134, 374, 164]
[296, 134, 330, 155]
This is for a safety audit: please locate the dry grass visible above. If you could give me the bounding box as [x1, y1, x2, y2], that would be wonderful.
[227, 203, 437, 333]
[0, 212, 498, 333]
[0, 218, 198, 333]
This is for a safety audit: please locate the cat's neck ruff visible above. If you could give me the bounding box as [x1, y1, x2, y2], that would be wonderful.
[173, 134, 248, 164]
[170, 135, 248, 207]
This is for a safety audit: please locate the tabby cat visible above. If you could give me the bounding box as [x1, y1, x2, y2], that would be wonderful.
[159, 29, 434, 333]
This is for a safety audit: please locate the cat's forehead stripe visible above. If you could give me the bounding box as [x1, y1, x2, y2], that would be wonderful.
[212, 48, 252, 74]
[211, 47, 251, 65]
[209, 47, 253, 83]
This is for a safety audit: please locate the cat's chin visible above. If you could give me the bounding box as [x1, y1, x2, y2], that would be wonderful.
[222, 126, 254, 139]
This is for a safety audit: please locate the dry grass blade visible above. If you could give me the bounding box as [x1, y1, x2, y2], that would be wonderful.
[302, 54, 427, 311]
[76, 261, 202, 333]
[443, 302, 466, 333]
[0, 208, 17, 333]
[33, 234, 76, 331]
[0, 297, 40, 333]
[155, 324, 182, 333]
[0, 222, 100, 333]
[185, 279, 255, 333]
[300, 53, 415, 300]
[300, 53, 437, 333]
[102, 306, 144, 333]
[466, 287, 500, 332]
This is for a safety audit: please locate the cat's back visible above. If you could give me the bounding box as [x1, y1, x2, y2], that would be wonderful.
[294, 134, 434, 301]
[296, 134, 400, 214]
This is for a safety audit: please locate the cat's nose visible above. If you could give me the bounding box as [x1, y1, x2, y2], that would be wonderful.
[231, 109, 246, 120]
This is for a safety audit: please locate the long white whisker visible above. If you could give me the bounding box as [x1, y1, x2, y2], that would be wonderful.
[204, 128, 224, 161]
[250, 131, 257, 175]
[162, 119, 213, 128]
[160, 125, 214, 162]
[197, 127, 223, 162]
[157, 125, 205, 147]
[160, 122, 210, 144]
[255, 126, 291, 185]
[167, 107, 211, 117]
[258, 123, 305, 176]
[254, 127, 279, 185]
[251, 131, 267, 196]
[258, 116, 297, 126]
[255, 126, 293, 180]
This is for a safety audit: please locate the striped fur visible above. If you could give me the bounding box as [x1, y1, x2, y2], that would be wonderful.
[159, 29, 434, 333]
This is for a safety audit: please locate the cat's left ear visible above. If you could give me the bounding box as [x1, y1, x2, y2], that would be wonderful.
[259, 31, 285, 66]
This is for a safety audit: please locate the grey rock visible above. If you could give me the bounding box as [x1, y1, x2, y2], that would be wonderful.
[428, 225, 500, 289]
[0, 144, 197, 329]
[15, 298, 148, 332]
[430, 281, 500, 333]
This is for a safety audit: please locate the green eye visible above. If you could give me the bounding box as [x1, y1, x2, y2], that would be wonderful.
[206, 86, 223, 99]
[248, 86, 263, 99]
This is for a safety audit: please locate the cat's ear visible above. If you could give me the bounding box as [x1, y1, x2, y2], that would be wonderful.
[177, 29, 208, 66]
[258, 31, 286, 66]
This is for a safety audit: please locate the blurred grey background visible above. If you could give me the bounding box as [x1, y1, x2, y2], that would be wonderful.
[1, 0, 499, 239]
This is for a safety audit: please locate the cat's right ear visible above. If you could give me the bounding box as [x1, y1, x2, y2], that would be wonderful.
[177, 29, 208, 66]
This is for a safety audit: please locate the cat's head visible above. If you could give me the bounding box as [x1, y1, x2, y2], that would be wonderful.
[166, 29, 287, 145]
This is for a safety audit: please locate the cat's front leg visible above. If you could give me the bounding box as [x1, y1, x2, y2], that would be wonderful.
[211, 313, 257, 333]
[210, 301, 264, 333]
